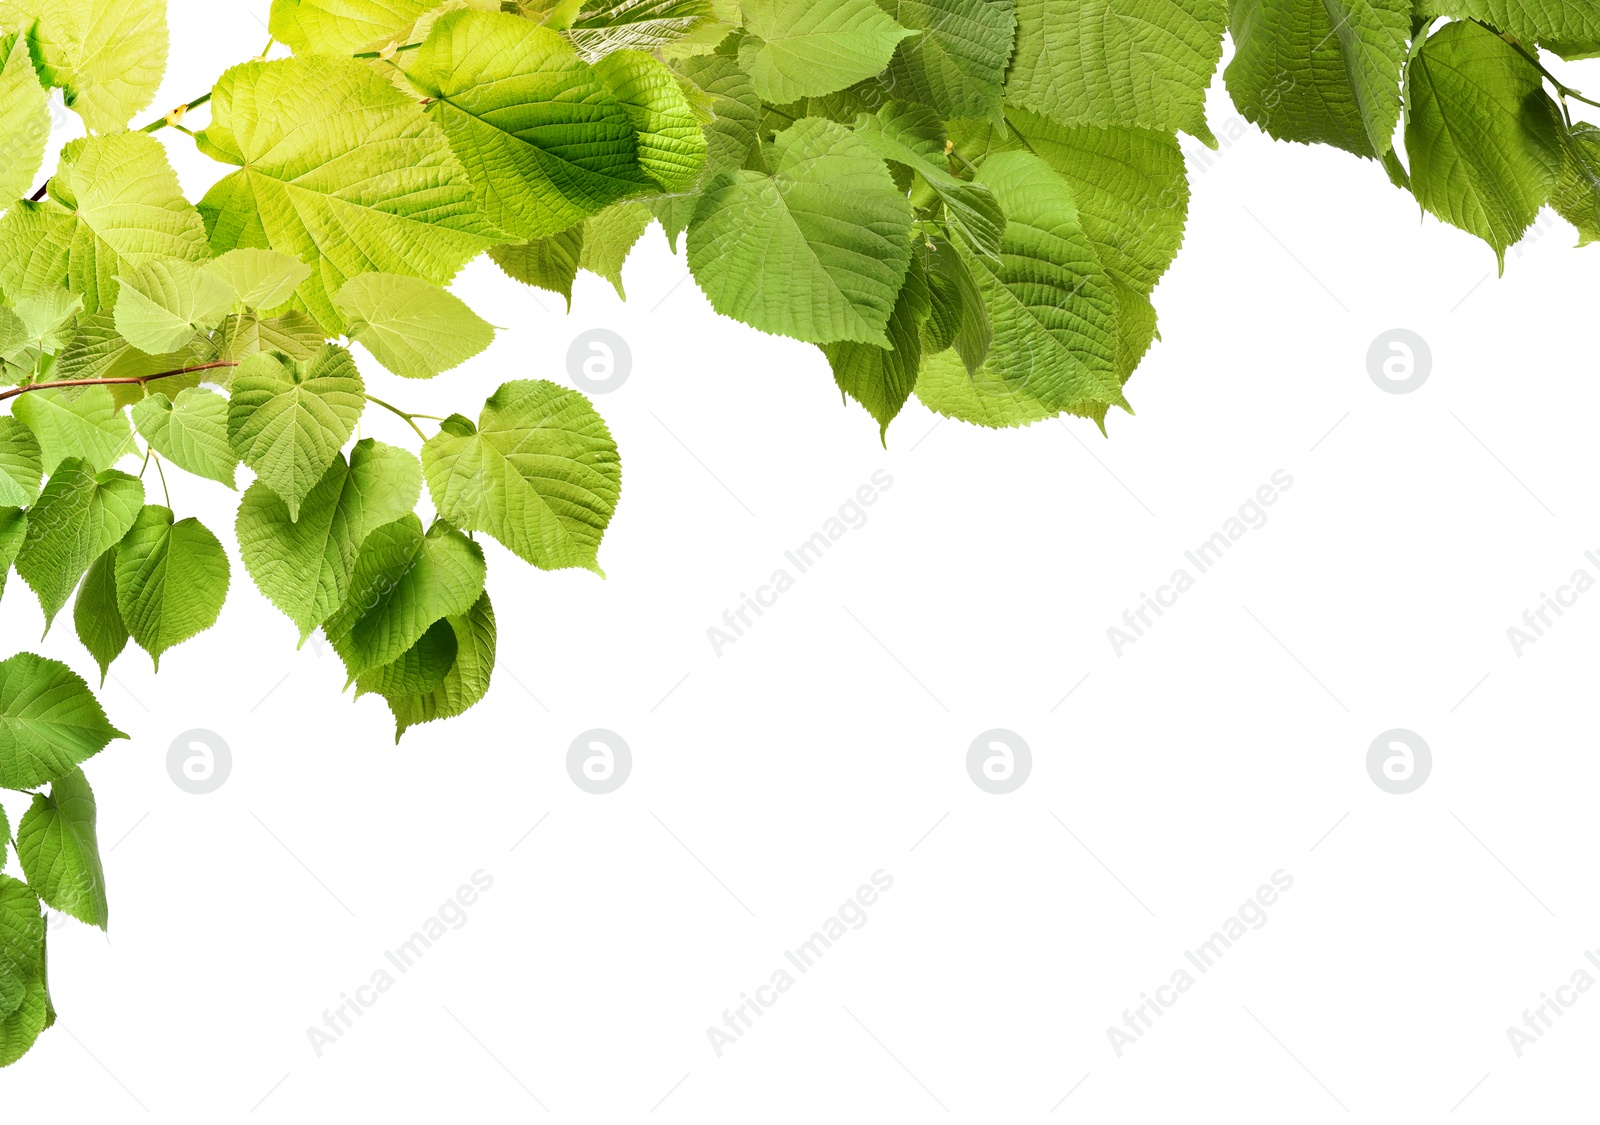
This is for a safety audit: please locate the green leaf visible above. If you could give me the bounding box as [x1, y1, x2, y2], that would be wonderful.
[1225, 0, 1409, 160]
[687, 116, 914, 346]
[132, 388, 238, 488]
[855, 102, 1005, 260]
[355, 615, 458, 699]
[55, 312, 222, 405]
[0, 875, 44, 1023]
[422, 380, 621, 573]
[322, 514, 487, 679]
[567, 0, 715, 60]
[197, 56, 501, 333]
[113, 258, 238, 355]
[579, 201, 653, 297]
[14, 460, 143, 628]
[72, 546, 126, 683]
[268, 0, 434, 54]
[402, 9, 659, 242]
[0, 507, 24, 604]
[822, 252, 930, 440]
[17, 767, 106, 929]
[10, 386, 132, 474]
[879, 0, 1017, 122]
[114, 505, 230, 669]
[963, 149, 1125, 419]
[1007, 0, 1225, 140]
[921, 229, 992, 373]
[0, 803, 7, 867]
[213, 311, 324, 364]
[1553, 121, 1600, 245]
[0, 652, 125, 790]
[0, 133, 208, 312]
[227, 346, 366, 521]
[0, 942, 48, 1067]
[592, 48, 709, 193]
[1404, 18, 1564, 268]
[203, 248, 313, 311]
[0, 0, 168, 133]
[1413, 1, 1600, 57]
[236, 439, 421, 641]
[334, 273, 496, 379]
[0, 30, 50, 205]
[2, 287, 80, 358]
[0, 417, 42, 506]
[489, 224, 586, 306]
[376, 592, 496, 740]
[653, 52, 760, 247]
[915, 345, 1058, 427]
[738, 0, 917, 103]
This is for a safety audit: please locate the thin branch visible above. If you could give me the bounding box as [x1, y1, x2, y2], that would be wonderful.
[0, 361, 238, 404]
[1497, 29, 1600, 115]
[29, 180, 48, 202]
[139, 92, 211, 133]
[364, 394, 428, 441]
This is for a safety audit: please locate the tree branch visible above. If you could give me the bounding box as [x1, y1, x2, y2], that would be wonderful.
[0, 361, 238, 404]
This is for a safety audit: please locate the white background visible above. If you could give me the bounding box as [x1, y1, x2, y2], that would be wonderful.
[4, 3, 1600, 1120]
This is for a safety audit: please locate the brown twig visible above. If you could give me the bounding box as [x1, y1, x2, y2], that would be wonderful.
[0, 361, 238, 404]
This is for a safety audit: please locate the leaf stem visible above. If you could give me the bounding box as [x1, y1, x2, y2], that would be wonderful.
[151, 450, 171, 507]
[140, 92, 212, 133]
[364, 394, 430, 441]
[0, 361, 239, 404]
[1498, 30, 1600, 118]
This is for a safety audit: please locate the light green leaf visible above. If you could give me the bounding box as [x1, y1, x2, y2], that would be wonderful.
[1225, 0, 1409, 159]
[489, 224, 586, 306]
[1553, 121, 1600, 245]
[1414, 1, 1600, 57]
[55, 312, 221, 401]
[0, 875, 44, 1023]
[268, 0, 433, 54]
[15, 459, 142, 627]
[921, 228, 992, 374]
[4, 288, 81, 357]
[855, 102, 1005, 259]
[0, 651, 126, 790]
[0, 133, 208, 313]
[877, 0, 1016, 122]
[0, 417, 42, 506]
[963, 149, 1125, 419]
[113, 505, 230, 668]
[213, 311, 324, 364]
[113, 258, 238, 355]
[914, 344, 1066, 427]
[1404, 18, 1564, 268]
[0, 940, 48, 1067]
[422, 380, 621, 573]
[0, 507, 24, 604]
[653, 52, 760, 247]
[0, 30, 51, 205]
[1007, 0, 1225, 140]
[236, 439, 421, 641]
[227, 346, 366, 521]
[203, 249, 313, 311]
[822, 252, 930, 440]
[11, 386, 132, 474]
[356, 615, 458, 699]
[72, 546, 126, 683]
[132, 388, 238, 488]
[687, 116, 914, 346]
[0, 0, 168, 133]
[738, 0, 916, 102]
[566, 0, 715, 60]
[592, 48, 709, 192]
[402, 9, 658, 242]
[580, 201, 653, 297]
[377, 592, 496, 740]
[334, 273, 496, 379]
[197, 56, 501, 333]
[17, 767, 106, 929]
[323, 514, 487, 679]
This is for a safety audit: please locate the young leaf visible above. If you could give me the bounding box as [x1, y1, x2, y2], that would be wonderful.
[334, 273, 496, 379]
[0, 418, 42, 507]
[1007, 0, 1225, 142]
[914, 345, 1067, 428]
[421, 380, 621, 574]
[131, 388, 238, 489]
[878, 0, 1017, 122]
[0, 0, 168, 133]
[738, 0, 917, 103]
[14, 460, 143, 629]
[72, 547, 127, 682]
[0, 652, 126, 790]
[377, 592, 497, 741]
[112, 259, 238, 355]
[203, 248, 313, 311]
[114, 505, 231, 669]
[566, 0, 715, 61]
[268, 0, 434, 55]
[0, 30, 51, 205]
[579, 202, 653, 298]
[1404, 18, 1564, 268]
[197, 56, 500, 332]
[489, 225, 586, 306]
[822, 253, 930, 440]
[235, 440, 422, 641]
[226, 346, 366, 521]
[0, 876, 44, 1023]
[686, 116, 914, 346]
[54, 312, 222, 402]
[322, 514, 487, 679]
[16, 767, 107, 929]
